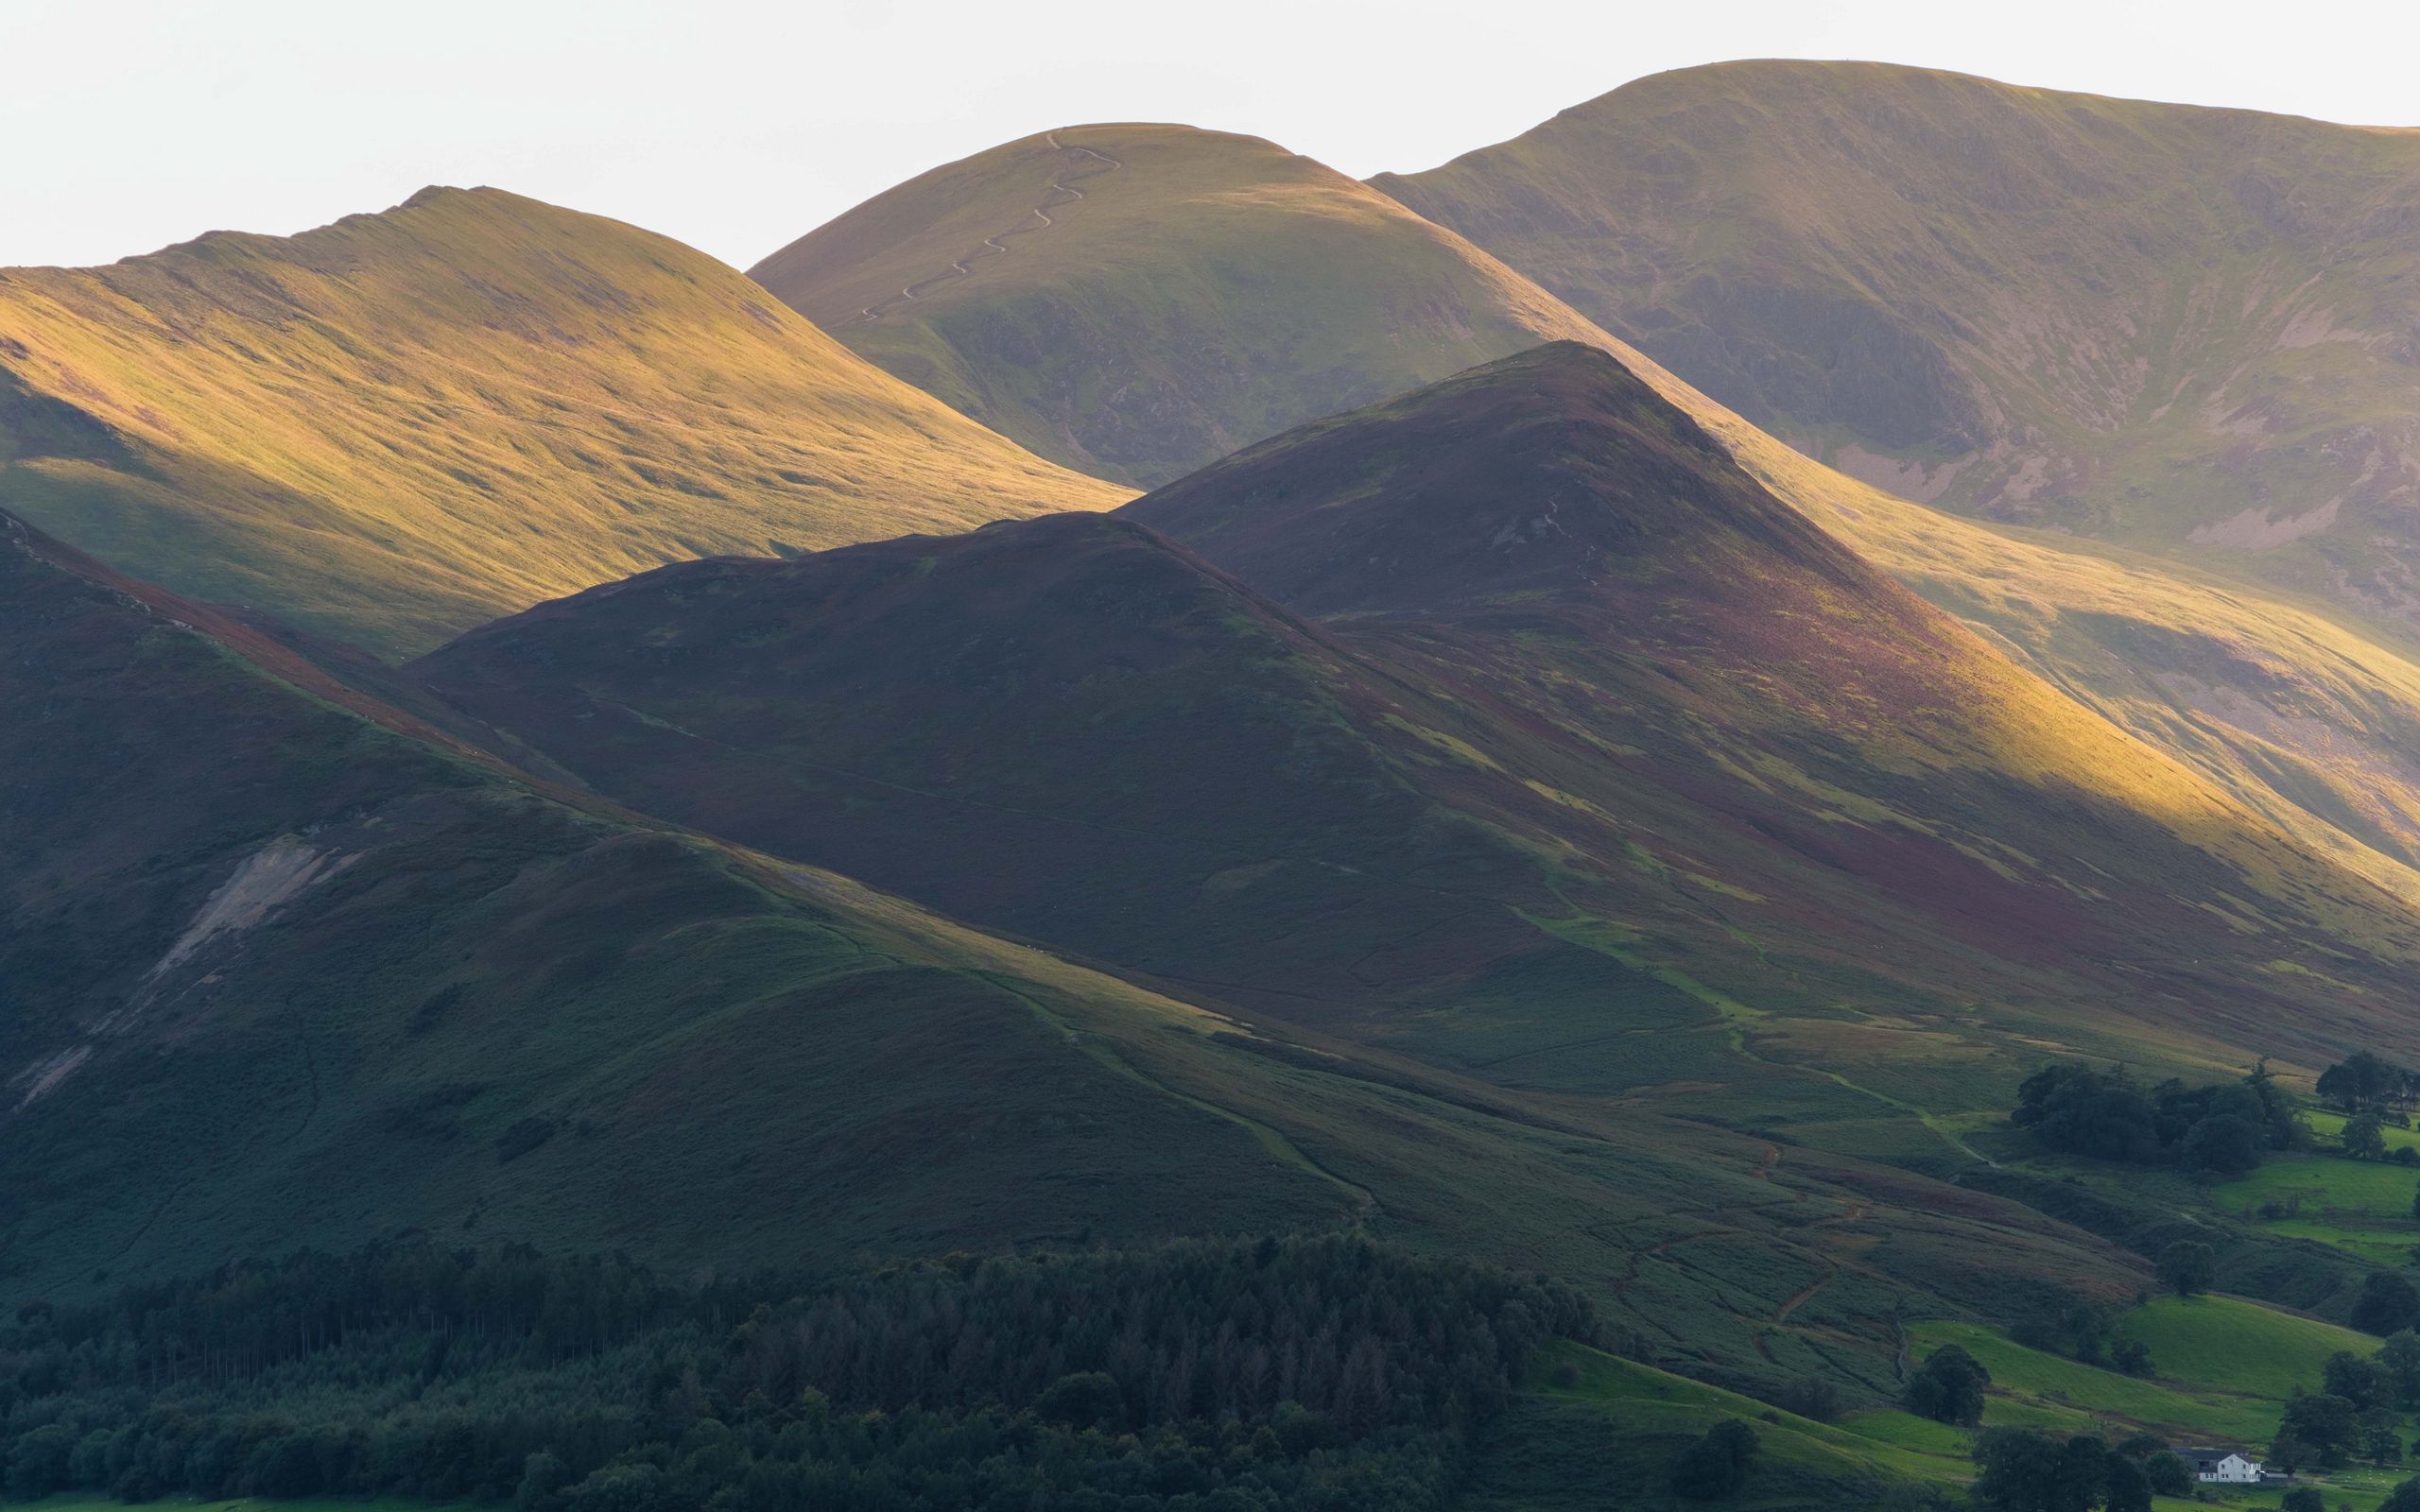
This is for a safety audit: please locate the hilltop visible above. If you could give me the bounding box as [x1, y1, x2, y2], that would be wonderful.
[1375, 60, 2420, 624]
[0, 186, 1123, 657]
[752, 124, 1608, 486]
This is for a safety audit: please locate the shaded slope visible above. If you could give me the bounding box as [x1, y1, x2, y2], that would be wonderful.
[0, 507, 1339, 1297]
[0, 187, 1124, 657]
[752, 124, 1608, 487]
[1119, 337, 1877, 617]
[1375, 60, 2420, 621]
[416, 508, 1552, 1006]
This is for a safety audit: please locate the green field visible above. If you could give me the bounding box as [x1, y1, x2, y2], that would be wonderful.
[1470, 1332, 2416, 1511]
[2306, 1110, 2420, 1157]
[1892, 1295, 2405, 1490]
[1460, 1343, 1970, 1510]
[1910, 1318, 2276, 1441]
[2210, 1149, 2420, 1265]
[2114, 1294, 2382, 1402]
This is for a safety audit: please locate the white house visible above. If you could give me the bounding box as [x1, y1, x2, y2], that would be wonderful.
[2180, 1448, 2264, 1484]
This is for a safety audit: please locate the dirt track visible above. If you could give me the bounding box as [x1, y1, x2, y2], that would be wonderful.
[856, 130, 1124, 323]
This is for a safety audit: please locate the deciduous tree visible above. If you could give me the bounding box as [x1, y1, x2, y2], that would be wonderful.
[1905, 1345, 1990, 1427]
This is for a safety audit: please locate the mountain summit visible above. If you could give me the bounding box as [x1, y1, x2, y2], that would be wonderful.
[1122, 341, 1876, 616]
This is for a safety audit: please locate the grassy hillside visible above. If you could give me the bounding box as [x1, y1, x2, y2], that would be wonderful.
[751, 124, 1608, 486]
[1376, 60, 2420, 627]
[0, 187, 1123, 657]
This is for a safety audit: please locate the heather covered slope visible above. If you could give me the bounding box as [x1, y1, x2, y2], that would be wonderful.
[0, 507, 1340, 1297]
[0, 186, 1123, 657]
[1375, 60, 2420, 620]
[751, 124, 1609, 487]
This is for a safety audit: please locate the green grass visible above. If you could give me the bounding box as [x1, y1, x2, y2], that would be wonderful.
[2114, 1294, 2382, 1401]
[1883, 1303, 2420, 1512]
[1461, 1342, 1971, 1510]
[2207, 1151, 2420, 1266]
[2216, 1153, 2420, 1218]
[2307, 1110, 2420, 1155]
[0, 526, 1348, 1300]
[1901, 1293, 2395, 1458]
[1910, 1318, 2281, 1442]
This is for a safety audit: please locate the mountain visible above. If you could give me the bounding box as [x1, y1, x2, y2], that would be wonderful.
[418, 344, 2420, 1168]
[1, 503, 2149, 1400]
[751, 124, 1609, 487]
[1121, 345, 2420, 1049]
[418, 340, 2316, 1384]
[762, 114, 2420, 930]
[0, 505, 1343, 1297]
[0, 186, 1123, 658]
[1374, 60, 2420, 623]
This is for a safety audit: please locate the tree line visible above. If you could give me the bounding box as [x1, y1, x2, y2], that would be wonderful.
[1, 1235, 1599, 1512]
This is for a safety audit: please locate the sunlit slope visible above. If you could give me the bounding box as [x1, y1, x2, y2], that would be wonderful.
[0, 186, 1123, 656]
[752, 124, 1609, 486]
[1589, 318, 2420, 918]
[1376, 60, 2420, 622]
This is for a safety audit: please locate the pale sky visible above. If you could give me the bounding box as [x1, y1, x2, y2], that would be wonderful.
[7, 0, 2415, 272]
